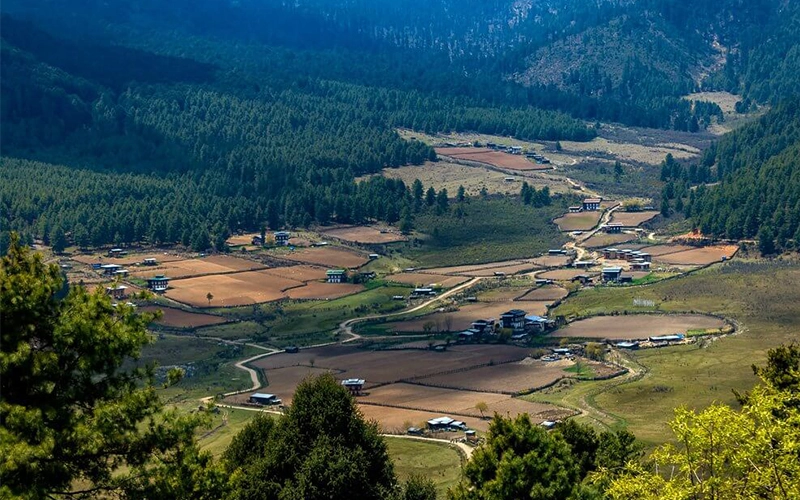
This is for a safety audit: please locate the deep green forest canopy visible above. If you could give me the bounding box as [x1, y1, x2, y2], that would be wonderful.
[1, 0, 799, 248]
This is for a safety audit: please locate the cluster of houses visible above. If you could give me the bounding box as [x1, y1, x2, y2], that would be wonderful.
[614, 333, 687, 350]
[603, 248, 652, 271]
[251, 231, 291, 247]
[458, 308, 554, 342]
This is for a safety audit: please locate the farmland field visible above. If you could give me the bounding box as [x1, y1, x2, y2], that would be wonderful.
[131, 255, 266, 279]
[653, 245, 738, 265]
[537, 269, 597, 281]
[248, 344, 533, 389]
[140, 306, 227, 328]
[71, 252, 185, 266]
[551, 313, 727, 340]
[285, 282, 364, 300]
[531, 255, 573, 267]
[553, 211, 603, 232]
[435, 148, 549, 171]
[360, 383, 568, 421]
[457, 262, 539, 277]
[385, 273, 470, 288]
[581, 232, 637, 248]
[320, 225, 407, 244]
[261, 265, 328, 282]
[420, 259, 536, 276]
[517, 285, 569, 301]
[166, 270, 303, 307]
[638, 244, 695, 256]
[280, 246, 370, 268]
[375, 161, 569, 197]
[610, 211, 660, 227]
[386, 301, 548, 332]
[413, 359, 573, 394]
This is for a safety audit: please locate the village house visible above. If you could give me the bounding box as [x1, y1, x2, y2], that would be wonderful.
[427, 416, 467, 432]
[274, 231, 290, 246]
[411, 288, 437, 298]
[525, 314, 553, 332]
[142, 257, 158, 266]
[568, 206, 583, 213]
[602, 266, 623, 282]
[457, 328, 481, 342]
[574, 260, 595, 269]
[249, 393, 281, 406]
[113, 269, 129, 278]
[631, 260, 651, 271]
[147, 275, 170, 292]
[251, 235, 263, 246]
[105, 285, 128, 300]
[603, 248, 619, 259]
[100, 263, 122, 276]
[108, 248, 124, 257]
[582, 198, 602, 211]
[326, 269, 347, 283]
[604, 223, 623, 234]
[571, 274, 593, 286]
[341, 378, 365, 395]
[500, 309, 527, 331]
[471, 319, 494, 335]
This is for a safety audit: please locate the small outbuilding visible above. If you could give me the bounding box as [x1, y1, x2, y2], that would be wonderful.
[249, 393, 281, 406]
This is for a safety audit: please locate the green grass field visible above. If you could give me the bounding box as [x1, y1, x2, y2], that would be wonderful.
[540, 260, 800, 445]
[409, 198, 567, 267]
[385, 437, 463, 498]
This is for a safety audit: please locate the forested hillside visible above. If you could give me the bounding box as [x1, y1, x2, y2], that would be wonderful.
[1, 0, 799, 249]
[687, 100, 800, 250]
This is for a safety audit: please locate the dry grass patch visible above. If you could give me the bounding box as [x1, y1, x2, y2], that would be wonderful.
[552, 313, 727, 340]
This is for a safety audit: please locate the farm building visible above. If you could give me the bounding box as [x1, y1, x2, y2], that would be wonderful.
[603, 223, 623, 234]
[568, 206, 583, 213]
[249, 393, 281, 406]
[108, 248, 124, 257]
[603, 248, 619, 259]
[500, 309, 527, 331]
[631, 260, 651, 271]
[582, 198, 602, 211]
[526, 315, 554, 332]
[360, 271, 376, 280]
[427, 416, 467, 432]
[471, 319, 495, 335]
[602, 267, 623, 282]
[458, 329, 480, 342]
[369, 253, 380, 260]
[574, 260, 595, 269]
[142, 257, 157, 266]
[113, 269, 129, 278]
[615, 341, 639, 349]
[535, 278, 554, 285]
[105, 285, 128, 300]
[274, 231, 291, 246]
[548, 249, 567, 256]
[571, 274, 593, 285]
[100, 264, 122, 276]
[411, 288, 437, 297]
[341, 378, 365, 395]
[326, 269, 347, 283]
[147, 275, 170, 292]
[649, 334, 685, 342]
[251, 235, 264, 246]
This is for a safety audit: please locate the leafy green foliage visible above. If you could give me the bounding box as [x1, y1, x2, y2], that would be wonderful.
[448, 414, 641, 499]
[0, 234, 227, 498]
[223, 373, 430, 500]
